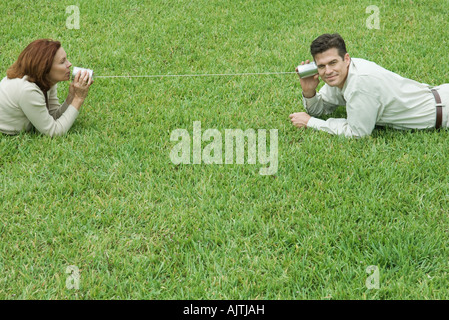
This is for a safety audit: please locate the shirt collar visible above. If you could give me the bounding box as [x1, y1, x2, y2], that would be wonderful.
[341, 58, 355, 94]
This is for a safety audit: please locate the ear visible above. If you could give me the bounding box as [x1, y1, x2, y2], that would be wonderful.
[344, 53, 351, 65]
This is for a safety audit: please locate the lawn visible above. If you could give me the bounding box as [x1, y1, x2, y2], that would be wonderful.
[1, 0, 449, 300]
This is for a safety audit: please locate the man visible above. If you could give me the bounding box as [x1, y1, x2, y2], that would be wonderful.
[289, 33, 448, 138]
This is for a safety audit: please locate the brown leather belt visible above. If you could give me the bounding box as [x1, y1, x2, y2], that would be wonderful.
[431, 89, 443, 129]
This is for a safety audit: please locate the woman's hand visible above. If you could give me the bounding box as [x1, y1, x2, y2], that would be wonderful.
[70, 70, 93, 110]
[73, 70, 93, 100]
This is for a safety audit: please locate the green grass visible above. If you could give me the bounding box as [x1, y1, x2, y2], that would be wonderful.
[2, 0, 449, 299]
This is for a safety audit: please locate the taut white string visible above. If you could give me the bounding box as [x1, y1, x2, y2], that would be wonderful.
[95, 71, 297, 78]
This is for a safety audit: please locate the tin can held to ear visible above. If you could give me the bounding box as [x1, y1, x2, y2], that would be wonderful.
[296, 62, 318, 78]
[72, 67, 94, 80]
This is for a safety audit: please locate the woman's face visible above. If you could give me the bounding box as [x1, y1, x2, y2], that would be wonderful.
[47, 47, 72, 85]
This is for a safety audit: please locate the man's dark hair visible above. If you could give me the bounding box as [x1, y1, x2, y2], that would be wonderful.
[310, 33, 347, 60]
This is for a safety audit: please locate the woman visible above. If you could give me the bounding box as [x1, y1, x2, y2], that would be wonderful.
[0, 39, 93, 137]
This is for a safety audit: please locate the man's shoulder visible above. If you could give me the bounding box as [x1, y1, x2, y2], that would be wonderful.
[347, 58, 390, 89]
[351, 57, 376, 65]
[350, 58, 386, 76]
[343, 58, 387, 96]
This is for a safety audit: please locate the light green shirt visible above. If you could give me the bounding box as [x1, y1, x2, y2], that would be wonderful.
[0, 76, 79, 137]
[303, 58, 437, 138]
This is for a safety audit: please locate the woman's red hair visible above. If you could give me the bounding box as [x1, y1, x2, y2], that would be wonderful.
[7, 39, 61, 92]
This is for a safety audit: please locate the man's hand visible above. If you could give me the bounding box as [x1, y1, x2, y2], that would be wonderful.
[297, 60, 319, 98]
[289, 112, 311, 129]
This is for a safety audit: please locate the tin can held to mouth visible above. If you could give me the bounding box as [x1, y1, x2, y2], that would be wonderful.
[72, 67, 94, 80]
[296, 62, 318, 78]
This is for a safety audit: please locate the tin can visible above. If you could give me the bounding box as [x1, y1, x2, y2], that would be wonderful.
[296, 62, 318, 78]
[72, 67, 94, 80]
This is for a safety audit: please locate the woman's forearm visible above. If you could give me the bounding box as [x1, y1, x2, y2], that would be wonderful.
[70, 97, 84, 111]
[65, 93, 74, 106]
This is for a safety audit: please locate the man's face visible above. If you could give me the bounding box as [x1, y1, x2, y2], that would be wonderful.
[314, 48, 350, 89]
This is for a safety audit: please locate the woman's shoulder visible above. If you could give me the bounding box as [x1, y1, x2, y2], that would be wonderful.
[3, 76, 42, 94]
[1, 77, 47, 108]
[2, 76, 58, 92]
[2, 75, 38, 86]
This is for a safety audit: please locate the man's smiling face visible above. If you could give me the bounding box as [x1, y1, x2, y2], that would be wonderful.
[314, 48, 351, 89]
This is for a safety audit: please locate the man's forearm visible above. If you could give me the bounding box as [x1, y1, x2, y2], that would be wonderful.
[302, 92, 324, 117]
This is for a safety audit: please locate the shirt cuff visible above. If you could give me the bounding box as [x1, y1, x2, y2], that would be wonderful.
[67, 104, 80, 114]
[306, 117, 326, 130]
[302, 92, 318, 109]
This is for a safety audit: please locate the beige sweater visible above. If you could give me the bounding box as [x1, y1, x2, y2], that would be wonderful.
[0, 76, 79, 137]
